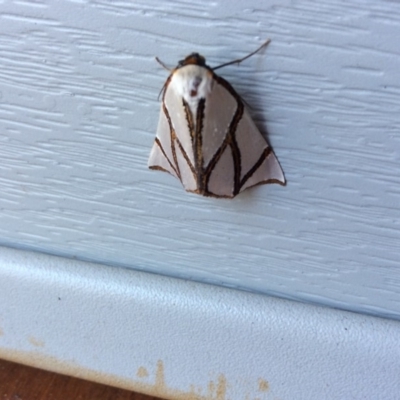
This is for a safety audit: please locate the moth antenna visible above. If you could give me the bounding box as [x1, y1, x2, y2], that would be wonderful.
[155, 56, 172, 71]
[155, 57, 173, 100]
[212, 39, 271, 71]
[157, 82, 168, 100]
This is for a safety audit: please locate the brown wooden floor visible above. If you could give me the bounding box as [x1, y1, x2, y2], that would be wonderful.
[0, 359, 163, 400]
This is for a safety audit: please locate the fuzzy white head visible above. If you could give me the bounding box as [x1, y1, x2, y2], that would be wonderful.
[170, 64, 213, 117]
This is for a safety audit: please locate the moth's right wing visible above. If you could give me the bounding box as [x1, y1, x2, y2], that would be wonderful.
[148, 83, 198, 192]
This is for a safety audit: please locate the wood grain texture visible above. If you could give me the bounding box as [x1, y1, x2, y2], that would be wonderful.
[0, 0, 399, 318]
[0, 358, 162, 400]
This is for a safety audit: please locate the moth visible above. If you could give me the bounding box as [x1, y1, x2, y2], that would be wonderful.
[148, 39, 285, 198]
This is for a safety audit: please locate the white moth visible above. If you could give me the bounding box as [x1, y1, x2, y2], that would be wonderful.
[148, 40, 285, 198]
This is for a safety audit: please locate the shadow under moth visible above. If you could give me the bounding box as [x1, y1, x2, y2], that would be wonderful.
[148, 39, 285, 198]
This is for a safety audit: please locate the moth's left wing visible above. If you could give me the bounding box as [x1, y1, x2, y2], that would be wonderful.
[235, 108, 286, 193]
[202, 75, 285, 197]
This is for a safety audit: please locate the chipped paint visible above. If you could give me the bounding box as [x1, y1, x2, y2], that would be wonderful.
[28, 336, 45, 348]
[155, 359, 165, 390]
[206, 375, 227, 400]
[137, 366, 149, 378]
[0, 348, 269, 400]
[258, 379, 269, 392]
[215, 375, 227, 400]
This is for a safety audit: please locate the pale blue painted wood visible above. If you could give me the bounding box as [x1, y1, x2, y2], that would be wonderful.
[1, 248, 399, 399]
[0, 0, 399, 319]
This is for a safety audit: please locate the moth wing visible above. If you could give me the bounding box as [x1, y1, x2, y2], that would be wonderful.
[202, 79, 237, 167]
[202, 76, 285, 197]
[148, 106, 179, 179]
[149, 80, 198, 192]
[200, 77, 238, 197]
[162, 82, 198, 191]
[235, 108, 285, 192]
[207, 144, 235, 197]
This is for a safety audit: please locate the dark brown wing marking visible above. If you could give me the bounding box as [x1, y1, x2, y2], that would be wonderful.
[227, 108, 243, 196]
[182, 99, 195, 143]
[149, 137, 180, 177]
[240, 147, 272, 189]
[194, 99, 206, 191]
[175, 138, 197, 178]
[161, 99, 182, 181]
[182, 98, 205, 187]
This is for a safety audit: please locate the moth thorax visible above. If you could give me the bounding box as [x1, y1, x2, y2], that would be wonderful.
[171, 64, 212, 119]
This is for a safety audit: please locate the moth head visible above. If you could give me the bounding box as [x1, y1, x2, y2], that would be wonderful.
[170, 63, 213, 113]
[178, 53, 207, 68]
[169, 53, 213, 115]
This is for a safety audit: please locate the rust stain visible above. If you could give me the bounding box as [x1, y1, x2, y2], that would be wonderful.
[258, 378, 269, 392]
[206, 374, 227, 400]
[208, 380, 215, 397]
[0, 348, 268, 400]
[137, 366, 149, 378]
[155, 359, 166, 389]
[189, 383, 202, 397]
[216, 375, 227, 400]
[28, 336, 45, 348]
